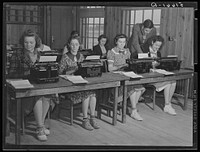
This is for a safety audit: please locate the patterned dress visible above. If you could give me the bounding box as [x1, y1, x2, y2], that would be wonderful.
[107, 47, 145, 101]
[8, 49, 58, 114]
[59, 51, 96, 104]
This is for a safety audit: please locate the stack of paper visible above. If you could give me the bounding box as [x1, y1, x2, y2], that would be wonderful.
[59, 75, 88, 84]
[6, 79, 34, 89]
[154, 69, 174, 75]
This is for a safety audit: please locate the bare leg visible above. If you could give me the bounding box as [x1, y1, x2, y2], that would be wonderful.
[129, 91, 141, 109]
[42, 98, 50, 124]
[164, 84, 171, 105]
[33, 99, 43, 127]
[168, 82, 176, 103]
[82, 97, 90, 118]
[89, 96, 96, 116]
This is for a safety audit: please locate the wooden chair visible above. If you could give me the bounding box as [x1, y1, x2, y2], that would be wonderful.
[57, 94, 82, 125]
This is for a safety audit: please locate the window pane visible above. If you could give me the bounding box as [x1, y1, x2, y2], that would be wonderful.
[94, 25, 99, 37]
[95, 18, 99, 23]
[100, 18, 104, 24]
[89, 25, 93, 37]
[126, 11, 129, 24]
[135, 10, 143, 23]
[155, 26, 160, 35]
[144, 10, 152, 20]
[130, 11, 135, 24]
[88, 38, 93, 49]
[153, 9, 161, 24]
[89, 18, 93, 23]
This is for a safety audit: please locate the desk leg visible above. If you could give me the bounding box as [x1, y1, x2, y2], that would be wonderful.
[113, 87, 118, 126]
[122, 83, 127, 123]
[183, 78, 190, 110]
[15, 98, 21, 145]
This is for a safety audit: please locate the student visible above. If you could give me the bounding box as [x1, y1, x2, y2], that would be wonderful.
[62, 31, 84, 55]
[143, 35, 177, 115]
[107, 34, 146, 121]
[127, 19, 157, 59]
[93, 34, 109, 59]
[58, 35, 100, 130]
[9, 29, 58, 141]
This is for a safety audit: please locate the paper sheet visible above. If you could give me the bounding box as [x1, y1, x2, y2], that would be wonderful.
[39, 56, 57, 62]
[59, 75, 88, 84]
[113, 71, 143, 79]
[85, 55, 100, 60]
[7, 79, 34, 89]
[138, 53, 149, 59]
[153, 69, 174, 75]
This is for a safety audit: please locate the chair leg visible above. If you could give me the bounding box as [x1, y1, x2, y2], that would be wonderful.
[21, 109, 25, 135]
[153, 89, 156, 110]
[47, 108, 51, 129]
[70, 101, 73, 125]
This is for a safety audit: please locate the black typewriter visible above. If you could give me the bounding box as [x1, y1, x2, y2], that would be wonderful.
[126, 58, 154, 74]
[156, 57, 182, 71]
[75, 58, 103, 78]
[30, 55, 59, 83]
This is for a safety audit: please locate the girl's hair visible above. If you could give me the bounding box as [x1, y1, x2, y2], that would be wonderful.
[114, 34, 127, 46]
[67, 35, 81, 51]
[98, 34, 108, 45]
[147, 35, 164, 50]
[19, 29, 41, 48]
[70, 30, 80, 37]
[143, 19, 154, 29]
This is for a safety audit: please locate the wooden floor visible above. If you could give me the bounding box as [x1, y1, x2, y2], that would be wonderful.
[4, 92, 194, 150]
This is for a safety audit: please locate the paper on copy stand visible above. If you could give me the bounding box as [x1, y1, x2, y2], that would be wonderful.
[138, 53, 149, 59]
[85, 55, 100, 60]
[39, 56, 57, 62]
[167, 55, 178, 57]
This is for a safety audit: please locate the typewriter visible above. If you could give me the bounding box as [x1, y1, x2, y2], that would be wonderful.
[75, 56, 104, 78]
[156, 56, 182, 71]
[126, 58, 154, 74]
[30, 55, 59, 83]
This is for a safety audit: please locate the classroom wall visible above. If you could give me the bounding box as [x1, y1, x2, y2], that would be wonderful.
[160, 8, 194, 70]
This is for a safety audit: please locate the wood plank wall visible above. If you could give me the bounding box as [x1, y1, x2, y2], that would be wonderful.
[160, 8, 194, 69]
[104, 7, 122, 49]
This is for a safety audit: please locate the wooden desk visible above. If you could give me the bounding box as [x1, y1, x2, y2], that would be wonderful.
[6, 72, 129, 145]
[123, 69, 193, 123]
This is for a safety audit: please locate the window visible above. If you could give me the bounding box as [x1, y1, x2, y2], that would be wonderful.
[79, 6, 105, 49]
[121, 8, 161, 38]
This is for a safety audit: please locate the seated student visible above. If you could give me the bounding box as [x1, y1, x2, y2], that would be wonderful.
[107, 34, 146, 121]
[62, 31, 84, 55]
[58, 35, 100, 130]
[142, 35, 177, 115]
[8, 29, 58, 141]
[93, 34, 109, 59]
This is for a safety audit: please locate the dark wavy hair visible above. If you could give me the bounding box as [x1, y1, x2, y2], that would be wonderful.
[114, 34, 128, 46]
[143, 19, 154, 29]
[66, 35, 81, 51]
[19, 29, 41, 48]
[98, 34, 108, 44]
[146, 35, 164, 50]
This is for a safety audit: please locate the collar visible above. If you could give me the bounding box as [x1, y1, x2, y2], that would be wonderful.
[67, 51, 80, 61]
[112, 47, 126, 54]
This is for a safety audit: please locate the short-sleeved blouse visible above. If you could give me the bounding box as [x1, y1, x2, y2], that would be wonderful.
[107, 47, 131, 67]
[59, 52, 96, 104]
